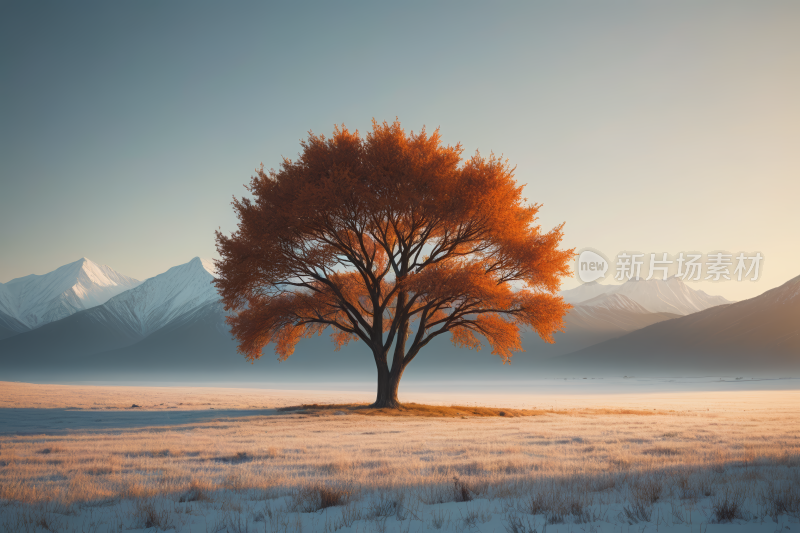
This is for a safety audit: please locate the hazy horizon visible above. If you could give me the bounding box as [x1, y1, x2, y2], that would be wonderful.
[1, 253, 797, 305]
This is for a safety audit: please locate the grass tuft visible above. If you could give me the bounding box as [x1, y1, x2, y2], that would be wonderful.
[762, 482, 800, 519]
[179, 479, 212, 503]
[131, 499, 171, 530]
[36, 447, 66, 455]
[452, 476, 474, 502]
[289, 482, 351, 512]
[712, 488, 745, 522]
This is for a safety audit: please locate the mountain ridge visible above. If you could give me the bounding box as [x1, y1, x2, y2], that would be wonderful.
[547, 274, 800, 375]
[0, 258, 141, 329]
[100, 257, 217, 337]
[561, 276, 731, 315]
[0, 257, 219, 369]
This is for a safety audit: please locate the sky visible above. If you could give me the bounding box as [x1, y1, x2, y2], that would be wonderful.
[1, 1, 798, 301]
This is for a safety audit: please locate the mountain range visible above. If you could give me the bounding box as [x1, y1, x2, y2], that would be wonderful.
[544, 274, 800, 376]
[560, 277, 731, 315]
[0, 258, 140, 338]
[0, 258, 218, 374]
[0, 257, 796, 380]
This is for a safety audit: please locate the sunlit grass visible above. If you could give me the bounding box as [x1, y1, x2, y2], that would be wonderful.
[0, 383, 798, 531]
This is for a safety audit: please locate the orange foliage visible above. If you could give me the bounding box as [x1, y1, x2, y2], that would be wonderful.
[215, 119, 573, 385]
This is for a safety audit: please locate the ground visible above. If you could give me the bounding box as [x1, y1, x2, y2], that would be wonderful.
[0, 380, 798, 532]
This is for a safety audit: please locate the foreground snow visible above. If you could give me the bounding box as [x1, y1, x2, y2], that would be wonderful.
[2, 488, 798, 532]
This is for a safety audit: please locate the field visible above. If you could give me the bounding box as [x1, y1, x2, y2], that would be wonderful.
[1, 381, 798, 532]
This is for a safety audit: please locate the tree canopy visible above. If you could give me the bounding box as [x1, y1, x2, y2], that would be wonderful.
[214, 120, 573, 407]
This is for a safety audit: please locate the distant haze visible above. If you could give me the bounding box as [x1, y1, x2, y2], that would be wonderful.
[3, 257, 796, 382]
[1, 2, 798, 302]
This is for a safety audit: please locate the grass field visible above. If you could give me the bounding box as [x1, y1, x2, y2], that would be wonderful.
[0, 381, 798, 532]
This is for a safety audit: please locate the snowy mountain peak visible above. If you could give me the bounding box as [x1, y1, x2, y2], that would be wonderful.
[102, 257, 220, 337]
[615, 277, 731, 315]
[0, 258, 141, 328]
[561, 277, 731, 315]
[188, 256, 217, 277]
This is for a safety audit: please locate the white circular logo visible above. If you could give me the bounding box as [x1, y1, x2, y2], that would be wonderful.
[576, 249, 609, 283]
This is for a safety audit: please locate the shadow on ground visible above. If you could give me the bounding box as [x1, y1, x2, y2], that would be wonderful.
[0, 408, 279, 435]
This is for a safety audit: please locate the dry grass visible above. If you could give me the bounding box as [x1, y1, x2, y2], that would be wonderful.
[0, 383, 798, 531]
[1, 391, 798, 507]
[288, 482, 353, 512]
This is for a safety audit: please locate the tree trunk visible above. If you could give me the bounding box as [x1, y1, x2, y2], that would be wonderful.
[373, 366, 403, 408]
[372, 289, 409, 408]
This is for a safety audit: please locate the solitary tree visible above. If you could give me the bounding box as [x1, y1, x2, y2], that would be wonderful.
[214, 120, 573, 408]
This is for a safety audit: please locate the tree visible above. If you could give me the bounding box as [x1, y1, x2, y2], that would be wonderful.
[214, 120, 573, 408]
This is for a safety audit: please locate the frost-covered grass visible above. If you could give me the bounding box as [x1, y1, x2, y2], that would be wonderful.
[1, 465, 798, 532]
[0, 383, 798, 531]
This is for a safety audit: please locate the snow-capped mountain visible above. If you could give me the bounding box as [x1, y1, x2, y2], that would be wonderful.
[549, 273, 800, 376]
[565, 293, 679, 337]
[612, 277, 731, 315]
[0, 257, 221, 370]
[0, 258, 141, 329]
[561, 277, 731, 315]
[577, 293, 650, 314]
[560, 281, 615, 305]
[102, 257, 218, 337]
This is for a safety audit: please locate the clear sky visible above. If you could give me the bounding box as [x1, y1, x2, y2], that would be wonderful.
[1, 1, 798, 301]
